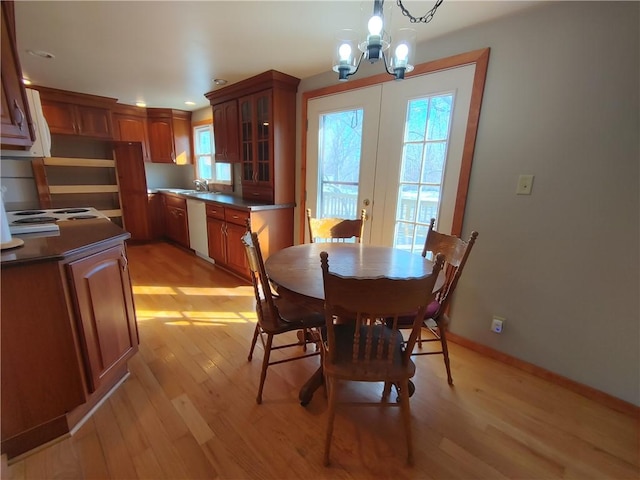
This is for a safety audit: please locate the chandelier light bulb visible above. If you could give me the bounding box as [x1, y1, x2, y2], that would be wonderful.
[339, 43, 352, 62]
[395, 43, 409, 61]
[368, 15, 383, 36]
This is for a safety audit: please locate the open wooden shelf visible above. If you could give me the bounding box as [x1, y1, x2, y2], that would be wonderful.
[32, 157, 122, 219]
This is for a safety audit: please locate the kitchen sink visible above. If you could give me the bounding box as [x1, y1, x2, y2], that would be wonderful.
[159, 189, 221, 196]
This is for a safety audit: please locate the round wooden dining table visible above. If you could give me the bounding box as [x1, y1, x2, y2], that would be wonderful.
[264, 242, 440, 405]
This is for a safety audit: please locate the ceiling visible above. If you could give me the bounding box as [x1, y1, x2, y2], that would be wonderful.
[14, 1, 541, 112]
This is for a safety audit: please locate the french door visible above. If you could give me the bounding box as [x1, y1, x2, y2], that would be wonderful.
[306, 64, 476, 248]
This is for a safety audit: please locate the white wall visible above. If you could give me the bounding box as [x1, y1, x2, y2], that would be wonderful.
[296, 1, 639, 405]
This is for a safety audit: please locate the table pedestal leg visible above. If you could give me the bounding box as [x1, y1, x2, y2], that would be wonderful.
[299, 366, 324, 406]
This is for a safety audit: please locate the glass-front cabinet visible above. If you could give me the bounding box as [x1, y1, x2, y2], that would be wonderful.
[240, 91, 273, 202]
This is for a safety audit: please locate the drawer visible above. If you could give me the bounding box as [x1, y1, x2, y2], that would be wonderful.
[242, 185, 273, 203]
[163, 194, 187, 209]
[205, 203, 225, 220]
[225, 208, 250, 227]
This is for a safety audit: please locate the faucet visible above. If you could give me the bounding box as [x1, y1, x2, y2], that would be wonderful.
[193, 179, 209, 192]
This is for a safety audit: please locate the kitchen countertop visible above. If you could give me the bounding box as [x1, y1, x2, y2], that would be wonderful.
[1, 218, 130, 267]
[152, 189, 295, 211]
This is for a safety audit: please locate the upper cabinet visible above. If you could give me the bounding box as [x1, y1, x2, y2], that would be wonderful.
[147, 108, 192, 164]
[212, 100, 239, 163]
[205, 70, 299, 204]
[0, 1, 35, 149]
[112, 104, 151, 162]
[36, 86, 117, 139]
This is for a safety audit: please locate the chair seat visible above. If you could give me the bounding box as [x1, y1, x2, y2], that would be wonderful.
[258, 297, 325, 334]
[324, 324, 416, 382]
[390, 300, 441, 327]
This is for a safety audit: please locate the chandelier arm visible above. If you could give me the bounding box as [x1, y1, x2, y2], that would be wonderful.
[346, 51, 366, 80]
[396, 0, 444, 24]
[381, 50, 397, 78]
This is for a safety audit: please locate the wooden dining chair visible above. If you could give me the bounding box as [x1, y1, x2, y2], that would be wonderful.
[319, 250, 445, 466]
[306, 208, 367, 243]
[395, 218, 478, 386]
[241, 230, 325, 404]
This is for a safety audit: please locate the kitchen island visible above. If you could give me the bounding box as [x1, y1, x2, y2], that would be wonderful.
[1, 219, 139, 459]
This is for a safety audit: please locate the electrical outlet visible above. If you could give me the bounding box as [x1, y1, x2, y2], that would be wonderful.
[491, 317, 504, 334]
[516, 174, 534, 195]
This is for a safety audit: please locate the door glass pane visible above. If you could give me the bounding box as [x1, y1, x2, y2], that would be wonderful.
[394, 93, 454, 252]
[317, 109, 363, 219]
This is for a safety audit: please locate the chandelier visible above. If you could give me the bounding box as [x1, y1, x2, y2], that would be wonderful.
[332, 0, 444, 81]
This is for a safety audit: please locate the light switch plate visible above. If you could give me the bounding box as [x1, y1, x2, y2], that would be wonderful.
[516, 174, 534, 195]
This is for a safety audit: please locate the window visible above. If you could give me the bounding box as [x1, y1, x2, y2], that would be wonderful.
[393, 93, 454, 253]
[194, 124, 232, 184]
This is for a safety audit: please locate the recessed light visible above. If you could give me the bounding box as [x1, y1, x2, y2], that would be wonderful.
[26, 49, 55, 59]
[184, 101, 196, 106]
[22, 78, 32, 85]
[213, 79, 228, 86]
[135, 102, 146, 108]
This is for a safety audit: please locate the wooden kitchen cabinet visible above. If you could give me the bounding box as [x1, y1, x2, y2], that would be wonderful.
[112, 104, 150, 162]
[205, 70, 299, 204]
[113, 142, 153, 241]
[163, 194, 190, 248]
[206, 204, 249, 278]
[1, 225, 138, 458]
[212, 99, 240, 163]
[147, 108, 192, 164]
[0, 1, 35, 149]
[67, 244, 138, 393]
[36, 86, 117, 139]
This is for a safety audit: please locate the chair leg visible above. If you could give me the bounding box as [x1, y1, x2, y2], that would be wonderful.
[323, 377, 338, 466]
[256, 334, 273, 404]
[398, 378, 414, 466]
[382, 381, 392, 400]
[438, 322, 454, 385]
[248, 323, 260, 361]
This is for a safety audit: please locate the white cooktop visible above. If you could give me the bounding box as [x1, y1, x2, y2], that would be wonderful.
[6, 207, 109, 234]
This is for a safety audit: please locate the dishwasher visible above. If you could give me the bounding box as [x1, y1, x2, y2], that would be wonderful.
[186, 199, 210, 260]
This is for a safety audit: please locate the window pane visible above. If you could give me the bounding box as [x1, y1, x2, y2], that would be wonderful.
[195, 126, 212, 155]
[422, 142, 446, 184]
[404, 99, 428, 142]
[394, 92, 454, 250]
[426, 95, 453, 141]
[197, 155, 212, 179]
[318, 109, 363, 219]
[400, 144, 423, 183]
[215, 163, 231, 182]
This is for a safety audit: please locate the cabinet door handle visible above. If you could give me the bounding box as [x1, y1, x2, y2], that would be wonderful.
[121, 252, 129, 271]
[13, 100, 25, 131]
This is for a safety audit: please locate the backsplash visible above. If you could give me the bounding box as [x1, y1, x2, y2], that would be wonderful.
[145, 163, 194, 190]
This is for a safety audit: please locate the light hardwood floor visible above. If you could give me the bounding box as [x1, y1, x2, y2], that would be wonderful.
[4, 241, 639, 479]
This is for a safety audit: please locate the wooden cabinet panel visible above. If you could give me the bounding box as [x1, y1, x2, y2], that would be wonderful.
[225, 221, 249, 276]
[205, 204, 250, 278]
[114, 141, 151, 241]
[37, 87, 116, 139]
[212, 100, 240, 163]
[148, 117, 174, 163]
[207, 216, 226, 264]
[40, 100, 76, 134]
[76, 105, 112, 138]
[163, 195, 190, 247]
[113, 113, 150, 162]
[147, 109, 192, 164]
[68, 245, 138, 393]
[0, 2, 34, 148]
[1, 262, 86, 446]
